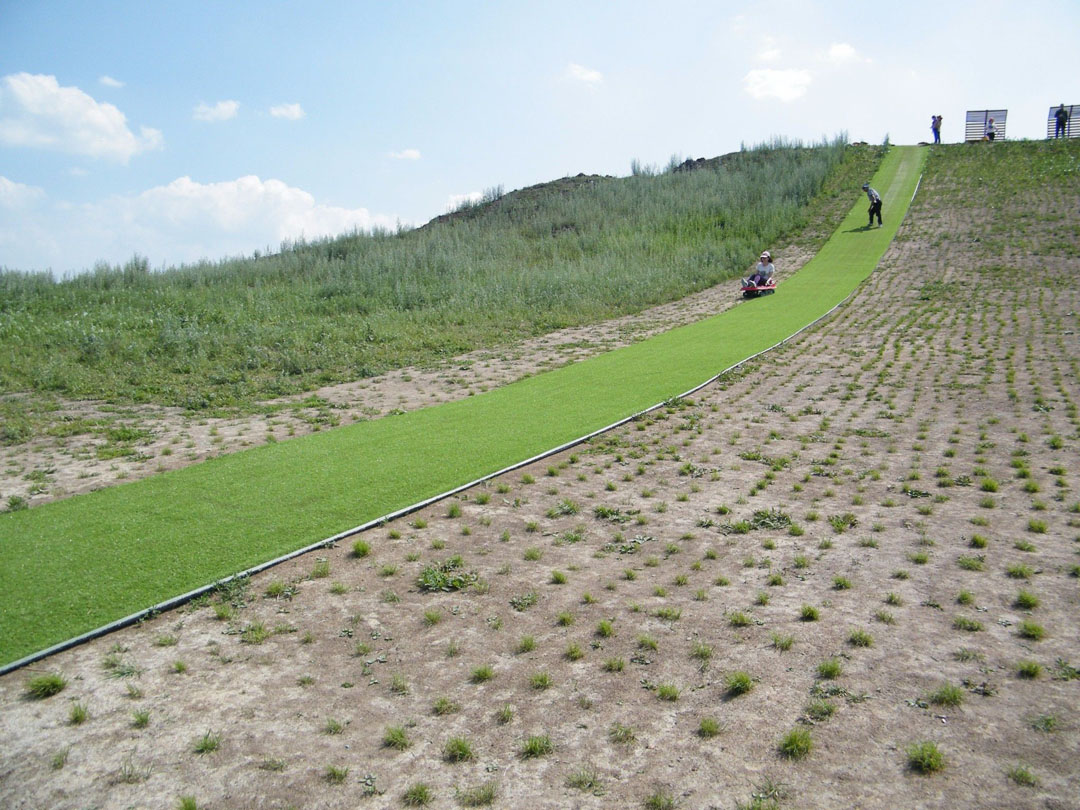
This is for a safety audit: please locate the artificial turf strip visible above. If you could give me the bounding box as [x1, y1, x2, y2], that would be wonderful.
[0, 146, 925, 665]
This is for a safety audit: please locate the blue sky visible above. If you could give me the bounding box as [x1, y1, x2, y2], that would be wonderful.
[2, 0, 1077, 275]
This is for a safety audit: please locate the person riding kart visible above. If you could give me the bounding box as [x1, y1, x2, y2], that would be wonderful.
[744, 251, 775, 287]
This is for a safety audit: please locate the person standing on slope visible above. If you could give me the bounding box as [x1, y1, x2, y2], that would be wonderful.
[862, 183, 882, 228]
[931, 114, 942, 144]
[1055, 104, 1070, 138]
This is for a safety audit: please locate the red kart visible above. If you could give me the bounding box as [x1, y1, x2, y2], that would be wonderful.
[740, 276, 777, 299]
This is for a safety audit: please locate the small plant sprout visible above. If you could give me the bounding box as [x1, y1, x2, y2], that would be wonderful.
[456, 781, 498, 807]
[609, 722, 636, 744]
[778, 727, 813, 760]
[1007, 764, 1038, 787]
[193, 730, 221, 754]
[402, 782, 434, 806]
[25, 672, 67, 699]
[770, 632, 794, 651]
[530, 671, 553, 690]
[644, 788, 678, 810]
[906, 741, 945, 774]
[1015, 590, 1039, 610]
[433, 696, 460, 715]
[324, 764, 349, 784]
[443, 736, 476, 763]
[656, 683, 681, 701]
[817, 658, 843, 679]
[519, 734, 555, 758]
[68, 702, 89, 725]
[566, 765, 604, 793]
[390, 673, 410, 695]
[1017, 620, 1045, 641]
[806, 700, 836, 722]
[848, 629, 874, 647]
[470, 664, 495, 683]
[691, 640, 713, 665]
[729, 610, 751, 627]
[928, 684, 964, 707]
[698, 716, 723, 738]
[725, 671, 754, 696]
[1017, 660, 1042, 679]
[49, 746, 69, 770]
[496, 704, 514, 724]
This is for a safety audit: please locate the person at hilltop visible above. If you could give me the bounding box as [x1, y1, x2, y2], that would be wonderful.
[931, 114, 942, 144]
[745, 251, 775, 287]
[1055, 104, 1070, 138]
[862, 183, 882, 228]
[985, 117, 997, 141]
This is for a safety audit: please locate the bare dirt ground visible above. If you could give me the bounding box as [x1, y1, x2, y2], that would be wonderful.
[2, 170, 1079, 809]
[0, 251, 813, 509]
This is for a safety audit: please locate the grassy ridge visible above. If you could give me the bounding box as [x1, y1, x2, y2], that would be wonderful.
[0, 146, 924, 665]
[0, 140, 870, 429]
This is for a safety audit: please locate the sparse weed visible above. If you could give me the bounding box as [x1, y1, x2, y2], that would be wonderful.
[443, 736, 476, 763]
[906, 741, 945, 773]
[402, 782, 433, 806]
[817, 658, 842, 679]
[778, 727, 813, 759]
[25, 673, 67, 699]
[725, 671, 754, 696]
[519, 734, 554, 758]
[609, 722, 636, 744]
[383, 725, 410, 750]
[193, 730, 220, 754]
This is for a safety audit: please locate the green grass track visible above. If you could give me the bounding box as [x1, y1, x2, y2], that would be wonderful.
[0, 146, 926, 665]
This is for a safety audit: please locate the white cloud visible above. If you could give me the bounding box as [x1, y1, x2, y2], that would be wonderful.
[446, 191, 482, 211]
[825, 43, 865, 64]
[99, 75, 124, 88]
[269, 102, 305, 120]
[193, 100, 239, 122]
[743, 68, 812, 102]
[564, 62, 604, 85]
[0, 73, 162, 162]
[389, 148, 421, 160]
[757, 36, 781, 62]
[0, 175, 401, 273]
[0, 176, 46, 209]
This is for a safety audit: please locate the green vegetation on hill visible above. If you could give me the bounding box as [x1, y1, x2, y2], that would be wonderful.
[0, 145, 922, 666]
[0, 138, 876, 432]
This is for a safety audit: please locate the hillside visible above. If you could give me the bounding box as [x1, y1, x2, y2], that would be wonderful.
[0, 139, 881, 510]
[1, 139, 1077, 809]
[0, 139, 868, 417]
